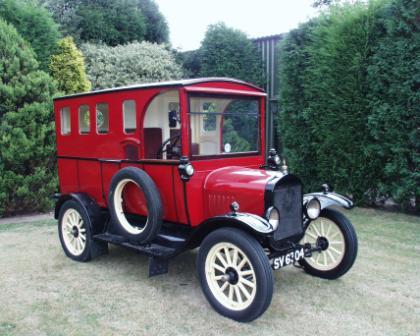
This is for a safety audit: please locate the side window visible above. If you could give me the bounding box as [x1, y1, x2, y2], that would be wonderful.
[96, 103, 109, 134]
[202, 102, 216, 132]
[78, 105, 90, 134]
[60, 107, 71, 135]
[123, 100, 136, 133]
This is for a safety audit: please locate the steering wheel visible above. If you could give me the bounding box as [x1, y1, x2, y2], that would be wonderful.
[156, 134, 181, 159]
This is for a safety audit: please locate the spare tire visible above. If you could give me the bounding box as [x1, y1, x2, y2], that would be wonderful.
[108, 167, 163, 243]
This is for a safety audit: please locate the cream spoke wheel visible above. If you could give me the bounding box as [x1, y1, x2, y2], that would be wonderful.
[301, 217, 346, 271]
[61, 208, 87, 257]
[205, 242, 257, 311]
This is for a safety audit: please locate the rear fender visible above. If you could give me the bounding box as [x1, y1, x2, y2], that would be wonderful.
[54, 193, 106, 235]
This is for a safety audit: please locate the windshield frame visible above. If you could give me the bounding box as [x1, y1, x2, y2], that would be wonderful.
[187, 93, 262, 160]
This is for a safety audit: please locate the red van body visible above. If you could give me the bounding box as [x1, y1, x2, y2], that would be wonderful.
[53, 78, 357, 322]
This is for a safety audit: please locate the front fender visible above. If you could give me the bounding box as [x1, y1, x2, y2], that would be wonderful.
[303, 191, 353, 210]
[189, 212, 274, 248]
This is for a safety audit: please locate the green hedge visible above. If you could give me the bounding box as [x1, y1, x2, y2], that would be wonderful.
[278, 0, 419, 211]
[0, 18, 57, 216]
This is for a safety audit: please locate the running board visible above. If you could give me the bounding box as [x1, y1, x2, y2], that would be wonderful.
[93, 233, 177, 258]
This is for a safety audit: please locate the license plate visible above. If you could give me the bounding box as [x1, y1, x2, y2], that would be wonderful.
[271, 247, 305, 270]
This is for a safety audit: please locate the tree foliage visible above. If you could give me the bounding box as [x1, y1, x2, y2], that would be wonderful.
[81, 41, 182, 90]
[278, 0, 419, 211]
[138, 0, 169, 43]
[49, 36, 91, 94]
[0, 18, 57, 216]
[199, 23, 265, 87]
[40, 0, 169, 45]
[0, 0, 61, 71]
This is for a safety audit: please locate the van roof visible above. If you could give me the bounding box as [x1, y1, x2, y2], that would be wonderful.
[54, 77, 265, 101]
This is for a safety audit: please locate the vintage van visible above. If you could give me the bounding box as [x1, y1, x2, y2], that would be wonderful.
[54, 78, 357, 322]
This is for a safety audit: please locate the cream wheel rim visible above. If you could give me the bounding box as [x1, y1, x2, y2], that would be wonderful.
[61, 208, 87, 256]
[301, 217, 346, 271]
[205, 242, 257, 311]
[113, 178, 147, 235]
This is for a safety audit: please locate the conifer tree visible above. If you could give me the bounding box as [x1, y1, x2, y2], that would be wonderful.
[49, 36, 91, 94]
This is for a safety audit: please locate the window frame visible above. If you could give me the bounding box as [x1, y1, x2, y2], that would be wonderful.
[96, 102, 110, 135]
[122, 99, 137, 134]
[187, 94, 261, 160]
[60, 106, 71, 136]
[78, 104, 91, 135]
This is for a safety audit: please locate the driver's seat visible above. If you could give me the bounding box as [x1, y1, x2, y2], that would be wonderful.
[144, 128, 162, 159]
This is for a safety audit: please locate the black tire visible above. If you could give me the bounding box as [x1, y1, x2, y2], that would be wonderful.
[197, 228, 274, 322]
[58, 200, 98, 262]
[299, 208, 358, 279]
[108, 167, 163, 243]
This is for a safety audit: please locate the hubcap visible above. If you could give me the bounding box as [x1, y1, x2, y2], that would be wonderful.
[61, 209, 87, 256]
[205, 242, 257, 311]
[300, 217, 346, 271]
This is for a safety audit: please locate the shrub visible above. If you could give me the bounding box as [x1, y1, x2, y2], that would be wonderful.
[0, 0, 61, 71]
[199, 23, 265, 87]
[0, 18, 57, 216]
[81, 41, 182, 90]
[49, 36, 91, 94]
[366, 0, 420, 210]
[277, 0, 419, 211]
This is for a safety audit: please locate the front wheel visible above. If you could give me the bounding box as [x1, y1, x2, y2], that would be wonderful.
[197, 228, 274, 322]
[299, 208, 358, 279]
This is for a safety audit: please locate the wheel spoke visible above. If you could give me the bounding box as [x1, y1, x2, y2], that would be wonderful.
[234, 286, 242, 304]
[329, 246, 342, 255]
[220, 281, 229, 292]
[313, 224, 322, 237]
[237, 257, 247, 270]
[237, 282, 251, 299]
[232, 249, 238, 267]
[213, 263, 225, 273]
[305, 231, 318, 240]
[224, 247, 231, 265]
[326, 249, 336, 263]
[215, 252, 228, 269]
[239, 277, 255, 289]
[240, 269, 253, 277]
[228, 285, 233, 300]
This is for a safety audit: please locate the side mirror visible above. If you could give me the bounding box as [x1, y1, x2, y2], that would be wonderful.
[168, 110, 177, 128]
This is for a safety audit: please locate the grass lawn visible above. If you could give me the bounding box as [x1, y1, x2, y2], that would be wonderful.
[0, 207, 419, 336]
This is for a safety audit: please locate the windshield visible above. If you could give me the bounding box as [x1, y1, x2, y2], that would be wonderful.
[189, 95, 260, 157]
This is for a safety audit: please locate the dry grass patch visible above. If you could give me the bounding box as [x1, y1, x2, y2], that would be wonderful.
[0, 208, 419, 335]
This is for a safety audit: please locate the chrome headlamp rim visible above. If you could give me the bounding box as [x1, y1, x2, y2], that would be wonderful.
[265, 206, 280, 230]
[306, 197, 321, 220]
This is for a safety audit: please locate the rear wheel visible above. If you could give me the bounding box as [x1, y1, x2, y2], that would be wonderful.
[299, 208, 358, 279]
[58, 200, 92, 262]
[197, 228, 274, 322]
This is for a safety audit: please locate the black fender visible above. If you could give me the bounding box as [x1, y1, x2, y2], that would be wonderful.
[54, 193, 107, 235]
[188, 212, 274, 248]
[303, 191, 353, 210]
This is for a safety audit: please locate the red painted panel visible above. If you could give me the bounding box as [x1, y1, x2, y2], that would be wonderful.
[57, 159, 78, 193]
[77, 160, 104, 206]
[142, 164, 178, 222]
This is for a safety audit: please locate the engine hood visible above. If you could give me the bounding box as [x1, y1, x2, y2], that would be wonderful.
[203, 166, 287, 217]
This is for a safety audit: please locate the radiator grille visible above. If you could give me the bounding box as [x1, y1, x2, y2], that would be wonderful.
[273, 182, 303, 240]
